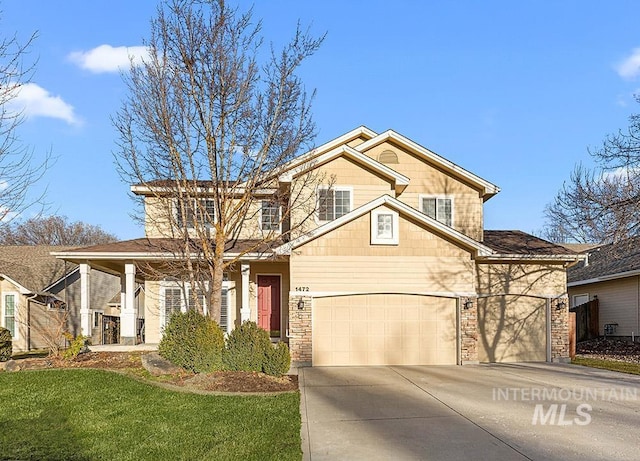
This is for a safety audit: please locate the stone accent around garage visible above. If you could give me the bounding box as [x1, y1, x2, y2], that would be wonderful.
[288, 295, 312, 366]
[460, 297, 479, 364]
[551, 297, 570, 363]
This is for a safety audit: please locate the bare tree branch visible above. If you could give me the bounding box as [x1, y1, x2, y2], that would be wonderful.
[113, 0, 324, 321]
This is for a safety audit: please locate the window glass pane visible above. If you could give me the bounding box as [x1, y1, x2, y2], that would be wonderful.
[4, 295, 15, 337]
[377, 214, 393, 238]
[164, 288, 182, 324]
[201, 199, 216, 227]
[188, 288, 205, 312]
[437, 198, 452, 226]
[261, 201, 280, 231]
[334, 190, 350, 218]
[422, 197, 436, 218]
[219, 288, 228, 331]
[318, 189, 334, 221]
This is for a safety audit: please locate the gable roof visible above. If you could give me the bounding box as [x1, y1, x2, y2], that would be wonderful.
[0, 246, 76, 294]
[354, 130, 501, 201]
[274, 195, 494, 257]
[567, 237, 640, 286]
[279, 144, 410, 194]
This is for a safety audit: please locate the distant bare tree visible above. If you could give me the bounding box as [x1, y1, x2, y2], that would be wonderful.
[543, 97, 640, 244]
[0, 11, 48, 224]
[113, 0, 324, 322]
[0, 215, 118, 245]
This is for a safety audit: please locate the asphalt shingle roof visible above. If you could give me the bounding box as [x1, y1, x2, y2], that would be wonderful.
[0, 246, 76, 293]
[482, 230, 576, 256]
[567, 238, 640, 283]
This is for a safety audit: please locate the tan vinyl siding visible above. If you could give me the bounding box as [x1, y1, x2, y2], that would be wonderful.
[476, 263, 567, 297]
[291, 210, 475, 294]
[360, 141, 484, 239]
[144, 280, 162, 344]
[568, 276, 640, 337]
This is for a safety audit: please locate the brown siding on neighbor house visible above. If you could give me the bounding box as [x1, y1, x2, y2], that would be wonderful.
[290, 209, 476, 295]
[568, 276, 640, 337]
[360, 141, 484, 240]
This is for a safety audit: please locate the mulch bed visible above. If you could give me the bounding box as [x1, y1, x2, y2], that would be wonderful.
[3, 352, 298, 393]
[576, 338, 640, 364]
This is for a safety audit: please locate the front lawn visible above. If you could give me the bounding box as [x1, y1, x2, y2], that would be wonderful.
[572, 356, 640, 375]
[0, 369, 301, 461]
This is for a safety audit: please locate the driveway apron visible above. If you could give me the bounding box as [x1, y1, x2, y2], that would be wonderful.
[299, 364, 640, 461]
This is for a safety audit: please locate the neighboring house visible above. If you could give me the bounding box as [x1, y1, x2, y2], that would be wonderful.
[53, 126, 581, 365]
[567, 239, 640, 340]
[0, 246, 123, 351]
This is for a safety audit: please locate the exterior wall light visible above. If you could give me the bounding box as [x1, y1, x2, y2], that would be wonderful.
[297, 299, 305, 310]
[463, 299, 474, 310]
[556, 300, 566, 311]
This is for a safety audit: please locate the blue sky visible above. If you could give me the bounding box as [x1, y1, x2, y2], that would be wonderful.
[4, 0, 640, 240]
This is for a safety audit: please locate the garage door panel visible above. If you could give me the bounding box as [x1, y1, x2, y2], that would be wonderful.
[313, 294, 457, 366]
[478, 296, 546, 362]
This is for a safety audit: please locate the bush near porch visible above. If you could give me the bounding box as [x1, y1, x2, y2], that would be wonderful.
[0, 369, 301, 460]
[159, 314, 290, 377]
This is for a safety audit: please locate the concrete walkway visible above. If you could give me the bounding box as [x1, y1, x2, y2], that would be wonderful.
[299, 363, 640, 460]
[89, 344, 158, 352]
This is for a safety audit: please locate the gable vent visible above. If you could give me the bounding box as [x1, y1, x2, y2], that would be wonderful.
[378, 149, 399, 164]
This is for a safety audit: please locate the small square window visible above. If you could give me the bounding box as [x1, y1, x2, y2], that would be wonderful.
[371, 208, 399, 245]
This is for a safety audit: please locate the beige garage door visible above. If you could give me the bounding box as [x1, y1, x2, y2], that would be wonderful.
[477, 295, 547, 362]
[313, 294, 457, 366]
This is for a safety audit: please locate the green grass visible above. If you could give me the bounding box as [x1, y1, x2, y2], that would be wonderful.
[572, 356, 640, 375]
[0, 369, 301, 461]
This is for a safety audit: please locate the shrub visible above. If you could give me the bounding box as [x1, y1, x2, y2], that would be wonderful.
[0, 327, 12, 362]
[61, 333, 89, 360]
[263, 341, 291, 377]
[223, 321, 271, 372]
[159, 310, 224, 373]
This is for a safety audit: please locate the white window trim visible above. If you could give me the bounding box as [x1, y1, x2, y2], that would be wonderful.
[316, 185, 354, 224]
[571, 293, 590, 308]
[419, 194, 454, 227]
[259, 200, 282, 233]
[93, 310, 104, 329]
[2, 292, 19, 340]
[371, 208, 399, 245]
[159, 280, 230, 333]
[174, 198, 216, 229]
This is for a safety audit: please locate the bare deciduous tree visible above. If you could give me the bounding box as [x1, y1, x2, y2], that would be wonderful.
[0, 13, 48, 224]
[114, 0, 324, 322]
[0, 215, 119, 245]
[543, 97, 640, 244]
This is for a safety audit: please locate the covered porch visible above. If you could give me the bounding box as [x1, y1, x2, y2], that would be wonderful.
[52, 239, 290, 345]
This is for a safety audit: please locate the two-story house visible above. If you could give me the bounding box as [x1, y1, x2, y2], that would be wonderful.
[54, 126, 580, 365]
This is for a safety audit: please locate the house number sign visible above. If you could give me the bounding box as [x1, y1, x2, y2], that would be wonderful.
[295, 286, 310, 292]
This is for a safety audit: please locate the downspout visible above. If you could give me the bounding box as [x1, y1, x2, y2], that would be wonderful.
[545, 298, 552, 362]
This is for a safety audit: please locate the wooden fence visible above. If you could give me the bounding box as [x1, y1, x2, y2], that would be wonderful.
[570, 299, 599, 344]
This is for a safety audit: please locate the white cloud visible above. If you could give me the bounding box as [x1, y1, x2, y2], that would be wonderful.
[68, 44, 150, 73]
[616, 48, 640, 80]
[8, 83, 82, 126]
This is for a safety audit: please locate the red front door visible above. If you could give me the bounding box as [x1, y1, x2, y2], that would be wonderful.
[257, 275, 281, 335]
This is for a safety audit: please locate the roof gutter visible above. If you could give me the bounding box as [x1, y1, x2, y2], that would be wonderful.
[568, 268, 640, 287]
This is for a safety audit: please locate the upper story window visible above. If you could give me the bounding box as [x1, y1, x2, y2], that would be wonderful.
[371, 208, 399, 245]
[317, 186, 352, 222]
[260, 200, 281, 231]
[420, 195, 453, 227]
[176, 198, 216, 228]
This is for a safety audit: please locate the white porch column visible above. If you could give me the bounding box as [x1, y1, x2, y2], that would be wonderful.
[120, 263, 137, 345]
[79, 263, 91, 337]
[240, 263, 250, 323]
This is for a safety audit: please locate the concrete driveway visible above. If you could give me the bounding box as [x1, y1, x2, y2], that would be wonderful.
[299, 363, 640, 460]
